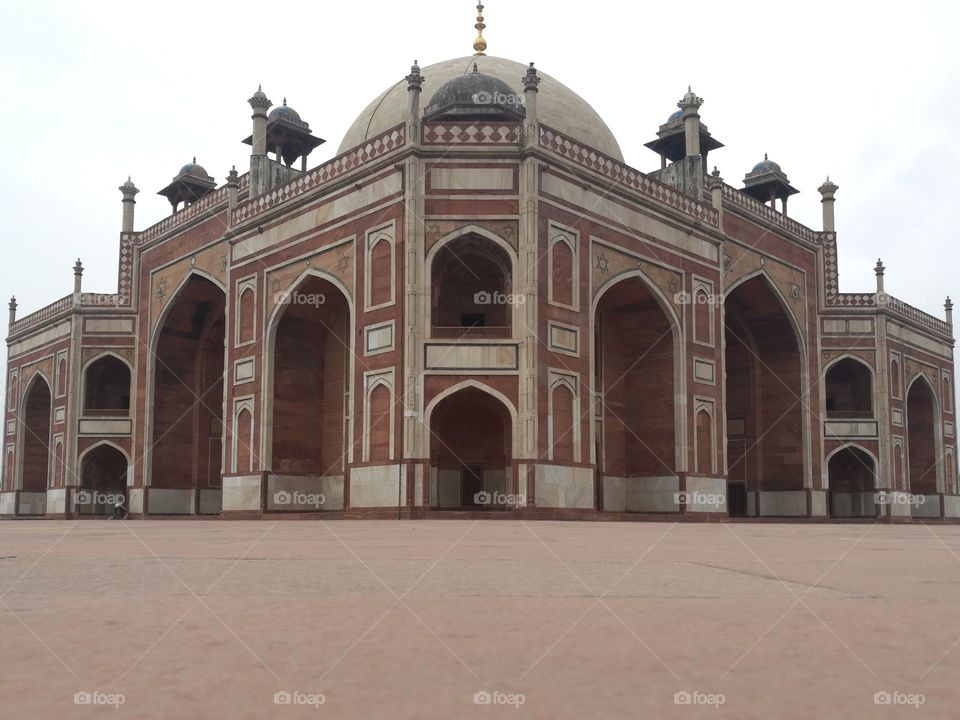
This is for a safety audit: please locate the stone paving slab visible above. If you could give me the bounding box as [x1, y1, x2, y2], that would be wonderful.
[0, 520, 958, 719]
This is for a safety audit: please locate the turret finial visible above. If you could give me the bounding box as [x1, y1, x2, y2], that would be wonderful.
[473, 2, 487, 55]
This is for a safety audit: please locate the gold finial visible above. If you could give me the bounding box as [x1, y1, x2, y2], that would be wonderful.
[473, 2, 487, 55]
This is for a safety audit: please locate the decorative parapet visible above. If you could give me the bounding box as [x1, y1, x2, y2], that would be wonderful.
[423, 121, 521, 145]
[881, 294, 951, 337]
[719, 181, 816, 243]
[9, 294, 73, 336]
[539, 126, 718, 226]
[813, 232, 951, 337]
[232, 124, 406, 226]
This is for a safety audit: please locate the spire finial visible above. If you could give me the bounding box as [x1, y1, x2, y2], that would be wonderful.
[473, 2, 487, 55]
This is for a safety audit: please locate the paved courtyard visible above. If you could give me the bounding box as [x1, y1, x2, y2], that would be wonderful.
[1, 519, 959, 719]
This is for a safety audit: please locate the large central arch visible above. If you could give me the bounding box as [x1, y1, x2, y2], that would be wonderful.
[19, 373, 52, 515]
[592, 271, 683, 512]
[264, 271, 352, 511]
[724, 273, 807, 516]
[149, 273, 226, 514]
[906, 375, 940, 496]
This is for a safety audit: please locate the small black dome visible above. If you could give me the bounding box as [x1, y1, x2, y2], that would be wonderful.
[751, 154, 782, 174]
[178, 159, 211, 180]
[269, 100, 302, 124]
[424, 64, 525, 122]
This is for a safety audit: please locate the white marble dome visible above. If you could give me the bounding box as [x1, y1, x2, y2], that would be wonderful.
[338, 55, 623, 160]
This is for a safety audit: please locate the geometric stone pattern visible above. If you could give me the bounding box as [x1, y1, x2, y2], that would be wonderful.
[423, 122, 521, 145]
[539, 126, 718, 227]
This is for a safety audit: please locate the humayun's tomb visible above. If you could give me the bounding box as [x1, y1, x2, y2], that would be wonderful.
[3, 6, 957, 521]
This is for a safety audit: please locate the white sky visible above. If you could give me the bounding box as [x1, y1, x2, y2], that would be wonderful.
[1, 0, 958, 390]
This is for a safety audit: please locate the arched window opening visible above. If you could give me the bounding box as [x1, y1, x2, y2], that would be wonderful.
[431, 235, 512, 339]
[84, 356, 131, 415]
[825, 358, 873, 418]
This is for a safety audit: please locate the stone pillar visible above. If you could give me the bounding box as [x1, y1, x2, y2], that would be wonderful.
[119, 177, 139, 233]
[226, 166, 239, 226]
[875, 258, 885, 295]
[8, 296, 16, 329]
[523, 62, 540, 144]
[678, 86, 703, 158]
[818, 176, 838, 232]
[248, 86, 272, 196]
[406, 61, 423, 144]
[946, 297, 953, 327]
[709, 167, 724, 229]
[73, 259, 83, 304]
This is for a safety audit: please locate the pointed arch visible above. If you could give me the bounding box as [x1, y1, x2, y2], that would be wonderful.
[146, 271, 227, 498]
[78, 439, 132, 467]
[426, 380, 516, 510]
[906, 372, 942, 494]
[426, 225, 519, 338]
[150, 268, 227, 347]
[423, 379, 520, 452]
[826, 443, 877, 517]
[591, 268, 685, 473]
[19, 371, 53, 494]
[264, 268, 354, 473]
[723, 270, 810, 501]
[82, 351, 133, 415]
[824, 353, 875, 418]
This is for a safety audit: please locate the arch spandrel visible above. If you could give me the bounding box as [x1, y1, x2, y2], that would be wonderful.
[265, 244, 355, 318]
[822, 350, 876, 371]
[81, 347, 135, 368]
[149, 247, 228, 331]
[425, 220, 518, 254]
[723, 245, 805, 313]
[589, 243, 682, 311]
[20, 360, 55, 398]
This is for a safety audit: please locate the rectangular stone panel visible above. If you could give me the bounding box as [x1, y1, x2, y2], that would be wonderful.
[350, 464, 404, 508]
[84, 318, 135, 334]
[430, 167, 514, 191]
[825, 420, 878, 438]
[548, 323, 578, 355]
[535, 465, 593, 509]
[9, 320, 71, 357]
[424, 342, 519, 371]
[222, 475, 262, 512]
[78, 418, 132, 436]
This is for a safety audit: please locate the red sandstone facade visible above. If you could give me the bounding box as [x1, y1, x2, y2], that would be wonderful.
[3, 55, 956, 521]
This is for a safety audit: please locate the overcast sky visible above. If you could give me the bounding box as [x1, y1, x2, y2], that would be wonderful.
[1, 0, 958, 383]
